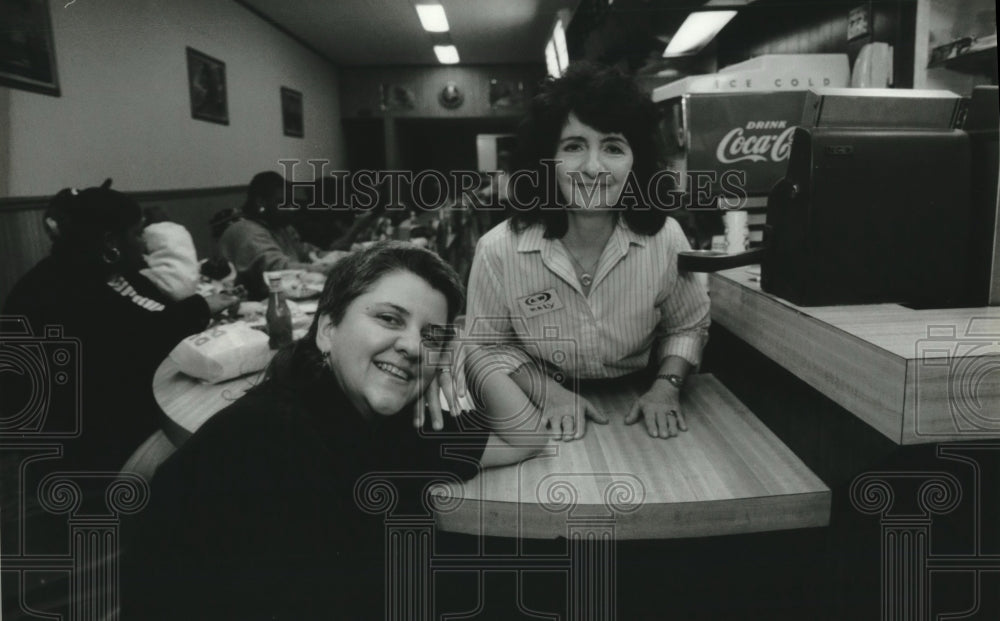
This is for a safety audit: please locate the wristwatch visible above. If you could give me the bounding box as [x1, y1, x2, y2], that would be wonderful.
[656, 373, 685, 389]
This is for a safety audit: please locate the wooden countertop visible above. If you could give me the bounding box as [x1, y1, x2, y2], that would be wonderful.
[709, 267, 1000, 444]
[432, 374, 830, 539]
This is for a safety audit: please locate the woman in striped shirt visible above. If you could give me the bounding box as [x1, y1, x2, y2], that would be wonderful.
[441, 63, 710, 442]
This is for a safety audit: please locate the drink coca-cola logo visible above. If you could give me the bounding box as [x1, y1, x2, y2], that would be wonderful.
[716, 121, 795, 164]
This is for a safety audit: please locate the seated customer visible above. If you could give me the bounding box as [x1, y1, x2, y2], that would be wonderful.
[2, 180, 238, 471]
[126, 242, 547, 620]
[138, 206, 200, 301]
[219, 171, 328, 298]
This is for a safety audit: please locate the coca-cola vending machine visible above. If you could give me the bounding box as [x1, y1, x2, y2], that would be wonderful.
[656, 91, 808, 244]
[651, 55, 850, 245]
[679, 91, 804, 196]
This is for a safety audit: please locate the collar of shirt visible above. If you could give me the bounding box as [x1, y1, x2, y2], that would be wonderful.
[515, 219, 647, 293]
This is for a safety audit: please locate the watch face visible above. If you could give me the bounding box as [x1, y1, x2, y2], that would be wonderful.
[659, 374, 684, 388]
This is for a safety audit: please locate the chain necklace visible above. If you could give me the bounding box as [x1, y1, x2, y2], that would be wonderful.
[563, 244, 599, 288]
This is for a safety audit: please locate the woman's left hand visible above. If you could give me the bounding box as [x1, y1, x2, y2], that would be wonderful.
[625, 384, 687, 439]
[415, 364, 466, 431]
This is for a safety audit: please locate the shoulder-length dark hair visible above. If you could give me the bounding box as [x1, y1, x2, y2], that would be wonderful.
[265, 241, 465, 386]
[509, 62, 667, 238]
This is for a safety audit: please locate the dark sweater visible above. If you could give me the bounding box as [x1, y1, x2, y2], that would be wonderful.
[125, 375, 487, 620]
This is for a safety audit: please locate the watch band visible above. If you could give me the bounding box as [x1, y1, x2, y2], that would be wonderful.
[656, 373, 685, 389]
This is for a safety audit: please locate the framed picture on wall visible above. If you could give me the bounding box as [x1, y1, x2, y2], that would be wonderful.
[186, 47, 228, 125]
[281, 87, 304, 137]
[847, 5, 871, 41]
[0, 0, 60, 96]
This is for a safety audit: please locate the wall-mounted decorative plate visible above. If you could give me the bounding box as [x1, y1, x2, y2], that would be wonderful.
[439, 81, 464, 109]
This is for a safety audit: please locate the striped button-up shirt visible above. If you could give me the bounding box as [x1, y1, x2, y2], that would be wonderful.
[465, 217, 710, 380]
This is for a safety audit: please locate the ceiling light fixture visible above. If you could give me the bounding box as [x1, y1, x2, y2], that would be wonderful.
[545, 40, 560, 78]
[545, 19, 569, 77]
[434, 44, 460, 64]
[416, 3, 450, 33]
[663, 10, 737, 57]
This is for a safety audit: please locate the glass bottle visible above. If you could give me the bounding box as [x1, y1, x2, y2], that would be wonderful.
[266, 275, 293, 349]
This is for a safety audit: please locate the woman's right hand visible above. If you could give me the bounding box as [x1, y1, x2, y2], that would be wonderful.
[536, 379, 608, 441]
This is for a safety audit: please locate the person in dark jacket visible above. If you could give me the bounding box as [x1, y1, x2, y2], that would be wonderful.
[2, 179, 237, 471]
[1, 180, 238, 619]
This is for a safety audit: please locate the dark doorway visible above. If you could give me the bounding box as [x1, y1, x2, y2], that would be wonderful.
[395, 117, 519, 176]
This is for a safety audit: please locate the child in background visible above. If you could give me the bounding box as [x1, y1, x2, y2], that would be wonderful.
[140, 207, 200, 301]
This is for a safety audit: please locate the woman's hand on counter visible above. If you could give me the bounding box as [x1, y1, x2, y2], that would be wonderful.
[537, 379, 608, 442]
[626, 383, 687, 439]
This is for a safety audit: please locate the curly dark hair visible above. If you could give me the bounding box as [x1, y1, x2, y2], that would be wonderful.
[509, 62, 667, 238]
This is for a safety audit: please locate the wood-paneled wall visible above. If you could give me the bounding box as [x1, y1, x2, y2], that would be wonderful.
[0, 187, 245, 306]
[0, 200, 52, 308]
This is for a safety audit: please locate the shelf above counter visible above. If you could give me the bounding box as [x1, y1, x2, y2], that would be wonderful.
[928, 33, 997, 73]
[708, 268, 1000, 445]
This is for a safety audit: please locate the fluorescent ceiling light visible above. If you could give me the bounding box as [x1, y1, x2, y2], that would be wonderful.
[553, 19, 568, 72]
[545, 39, 560, 77]
[416, 4, 450, 33]
[434, 44, 459, 64]
[663, 10, 737, 56]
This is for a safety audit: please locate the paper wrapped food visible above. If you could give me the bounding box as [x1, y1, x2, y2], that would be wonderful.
[169, 321, 272, 384]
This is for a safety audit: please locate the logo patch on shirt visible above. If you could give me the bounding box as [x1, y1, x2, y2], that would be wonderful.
[517, 289, 565, 318]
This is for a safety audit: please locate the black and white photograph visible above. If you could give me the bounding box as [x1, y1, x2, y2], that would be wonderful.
[1, 1, 998, 620]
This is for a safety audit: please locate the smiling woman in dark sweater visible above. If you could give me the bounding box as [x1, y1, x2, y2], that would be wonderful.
[126, 242, 548, 620]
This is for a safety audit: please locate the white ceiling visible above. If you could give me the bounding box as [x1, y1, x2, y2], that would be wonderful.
[240, 0, 582, 66]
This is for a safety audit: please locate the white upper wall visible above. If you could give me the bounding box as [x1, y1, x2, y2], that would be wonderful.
[1, 0, 344, 196]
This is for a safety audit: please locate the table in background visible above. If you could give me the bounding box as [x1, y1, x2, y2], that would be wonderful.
[153, 356, 264, 444]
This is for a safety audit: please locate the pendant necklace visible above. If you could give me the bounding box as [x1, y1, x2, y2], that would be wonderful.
[564, 245, 599, 288]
